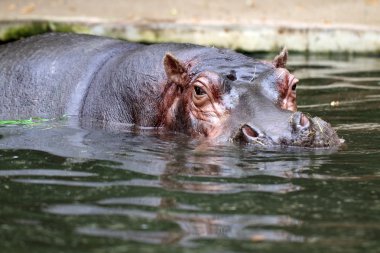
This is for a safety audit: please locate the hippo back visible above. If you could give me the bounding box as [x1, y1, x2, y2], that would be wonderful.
[0, 33, 142, 120]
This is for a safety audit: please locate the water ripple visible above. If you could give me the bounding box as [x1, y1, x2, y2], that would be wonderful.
[12, 178, 302, 194]
[76, 227, 181, 245]
[299, 82, 380, 90]
[0, 169, 95, 177]
[76, 226, 304, 246]
[298, 97, 380, 109]
[97, 197, 201, 211]
[335, 123, 380, 131]
[46, 203, 303, 245]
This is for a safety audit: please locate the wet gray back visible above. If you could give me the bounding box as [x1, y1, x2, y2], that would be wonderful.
[0, 33, 141, 119]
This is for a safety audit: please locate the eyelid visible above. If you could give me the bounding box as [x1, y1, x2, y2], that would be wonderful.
[193, 78, 209, 96]
[289, 76, 298, 92]
[192, 80, 212, 107]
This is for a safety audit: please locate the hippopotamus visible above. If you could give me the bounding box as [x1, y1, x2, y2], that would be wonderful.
[0, 33, 341, 148]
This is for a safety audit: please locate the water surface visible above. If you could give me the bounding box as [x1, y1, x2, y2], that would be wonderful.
[0, 54, 379, 253]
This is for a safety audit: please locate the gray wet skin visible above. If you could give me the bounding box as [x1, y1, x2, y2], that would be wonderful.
[0, 33, 341, 148]
[218, 68, 342, 148]
[194, 67, 341, 148]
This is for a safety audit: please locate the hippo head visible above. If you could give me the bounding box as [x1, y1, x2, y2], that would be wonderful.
[159, 48, 342, 148]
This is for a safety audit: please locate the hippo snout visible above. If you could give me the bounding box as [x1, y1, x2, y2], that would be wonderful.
[299, 116, 343, 148]
[234, 112, 342, 148]
[290, 112, 310, 131]
[287, 113, 343, 148]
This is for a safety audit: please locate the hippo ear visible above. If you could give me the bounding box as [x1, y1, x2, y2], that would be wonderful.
[164, 53, 189, 86]
[273, 47, 288, 68]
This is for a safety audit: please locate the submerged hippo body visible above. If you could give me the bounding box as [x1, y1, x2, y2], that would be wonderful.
[0, 33, 341, 148]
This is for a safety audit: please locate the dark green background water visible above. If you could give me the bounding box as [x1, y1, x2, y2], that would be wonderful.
[0, 54, 379, 253]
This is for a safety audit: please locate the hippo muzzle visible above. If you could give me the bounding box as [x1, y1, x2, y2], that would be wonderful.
[233, 112, 342, 148]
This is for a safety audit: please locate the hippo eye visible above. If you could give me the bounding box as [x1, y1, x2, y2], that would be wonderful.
[194, 86, 206, 96]
[292, 84, 297, 91]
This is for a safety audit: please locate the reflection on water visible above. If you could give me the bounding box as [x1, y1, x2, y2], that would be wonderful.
[47, 202, 303, 246]
[1, 54, 380, 253]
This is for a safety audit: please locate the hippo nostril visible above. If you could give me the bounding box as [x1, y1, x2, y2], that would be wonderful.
[242, 125, 259, 138]
[300, 114, 310, 128]
[292, 112, 310, 130]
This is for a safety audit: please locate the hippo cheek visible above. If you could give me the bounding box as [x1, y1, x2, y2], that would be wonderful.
[188, 101, 230, 139]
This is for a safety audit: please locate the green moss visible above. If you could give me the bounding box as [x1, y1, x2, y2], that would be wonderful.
[0, 22, 90, 42]
[0, 117, 49, 126]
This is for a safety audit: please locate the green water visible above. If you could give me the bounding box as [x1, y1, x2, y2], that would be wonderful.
[0, 54, 379, 253]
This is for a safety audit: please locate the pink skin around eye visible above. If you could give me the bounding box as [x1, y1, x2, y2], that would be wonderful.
[277, 70, 298, 112]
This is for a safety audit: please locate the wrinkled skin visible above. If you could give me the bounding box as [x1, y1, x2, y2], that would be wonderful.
[0, 33, 342, 148]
